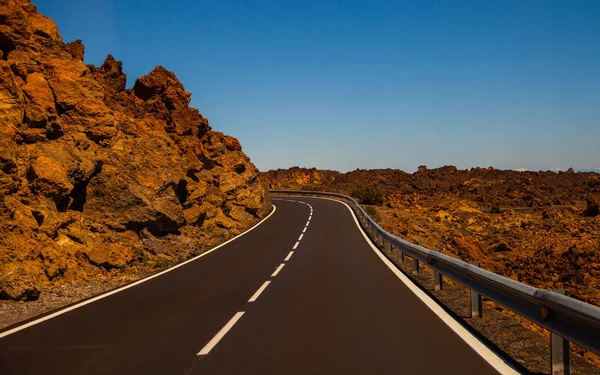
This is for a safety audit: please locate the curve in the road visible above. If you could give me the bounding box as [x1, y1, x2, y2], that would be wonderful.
[196, 200, 314, 356]
[297, 196, 519, 375]
[0, 196, 519, 375]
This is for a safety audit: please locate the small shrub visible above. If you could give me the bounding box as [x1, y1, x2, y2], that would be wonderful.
[364, 205, 381, 221]
[352, 186, 385, 205]
[152, 259, 171, 270]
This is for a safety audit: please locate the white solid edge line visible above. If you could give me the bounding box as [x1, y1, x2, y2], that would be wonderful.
[290, 196, 520, 375]
[293, 241, 300, 250]
[197, 311, 245, 355]
[298, 233, 304, 241]
[248, 281, 271, 303]
[284, 251, 294, 261]
[0, 205, 278, 340]
[271, 263, 285, 277]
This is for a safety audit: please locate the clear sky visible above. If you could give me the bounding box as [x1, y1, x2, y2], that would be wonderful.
[34, 0, 599, 173]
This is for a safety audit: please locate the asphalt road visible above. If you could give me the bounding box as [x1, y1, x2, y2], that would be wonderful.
[0, 197, 508, 374]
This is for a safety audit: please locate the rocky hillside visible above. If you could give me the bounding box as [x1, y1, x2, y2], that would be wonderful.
[264, 166, 600, 209]
[0, 0, 271, 302]
[263, 167, 600, 306]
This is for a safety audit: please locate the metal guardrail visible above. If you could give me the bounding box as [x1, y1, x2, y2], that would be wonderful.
[271, 190, 600, 374]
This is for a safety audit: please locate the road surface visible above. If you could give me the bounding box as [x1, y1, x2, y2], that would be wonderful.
[0, 197, 511, 374]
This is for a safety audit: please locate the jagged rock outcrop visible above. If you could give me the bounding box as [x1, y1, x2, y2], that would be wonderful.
[0, 0, 271, 301]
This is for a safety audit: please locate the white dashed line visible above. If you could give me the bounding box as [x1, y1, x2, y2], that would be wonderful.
[196, 198, 312, 358]
[248, 281, 271, 303]
[271, 263, 285, 277]
[197, 311, 245, 356]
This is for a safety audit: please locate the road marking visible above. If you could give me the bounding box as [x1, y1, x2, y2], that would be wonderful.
[248, 281, 271, 303]
[271, 263, 285, 277]
[199, 199, 310, 357]
[0, 205, 278, 339]
[197, 312, 245, 356]
[303, 196, 519, 375]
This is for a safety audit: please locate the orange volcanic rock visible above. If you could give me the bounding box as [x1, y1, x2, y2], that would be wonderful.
[0, 0, 270, 301]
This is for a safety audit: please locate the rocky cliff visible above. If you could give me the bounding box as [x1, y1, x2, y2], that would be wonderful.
[0, 0, 271, 301]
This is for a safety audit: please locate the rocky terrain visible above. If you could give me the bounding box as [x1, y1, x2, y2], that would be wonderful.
[263, 166, 600, 306]
[0, 0, 271, 308]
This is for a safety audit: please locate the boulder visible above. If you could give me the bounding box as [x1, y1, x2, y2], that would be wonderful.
[0, 264, 43, 301]
[21, 72, 56, 127]
[27, 156, 73, 199]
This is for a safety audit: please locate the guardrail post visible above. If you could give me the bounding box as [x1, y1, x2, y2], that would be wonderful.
[398, 248, 404, 262]
[470, 263, 482, 318]
[412, 258, 419, 274]
[431, 250, 443, 291]
[433, 270, 442, 291]
[386, 242, 392, 254]
[551, 290, 570, 375]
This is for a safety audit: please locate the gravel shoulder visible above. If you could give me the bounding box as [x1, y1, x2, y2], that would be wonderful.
[0, 275, 143, 330]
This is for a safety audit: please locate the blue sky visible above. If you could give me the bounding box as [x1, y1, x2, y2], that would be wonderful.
[35, 0, 599, 172]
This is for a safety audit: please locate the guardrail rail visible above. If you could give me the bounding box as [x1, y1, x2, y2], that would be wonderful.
[271, 190, 600, 375]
